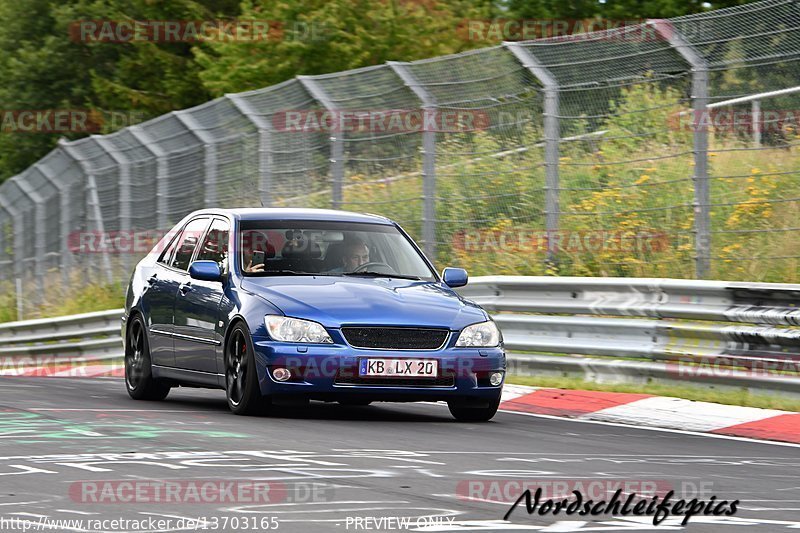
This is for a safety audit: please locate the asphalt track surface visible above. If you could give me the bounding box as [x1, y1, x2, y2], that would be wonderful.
[0, 376, 798, 533]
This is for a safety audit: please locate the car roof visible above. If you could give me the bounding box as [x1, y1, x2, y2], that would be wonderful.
[189, 208, 395, 225]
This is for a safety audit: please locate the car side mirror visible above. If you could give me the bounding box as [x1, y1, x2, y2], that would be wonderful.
[189, 260, 223, 282]
[442, 267, 468, 288]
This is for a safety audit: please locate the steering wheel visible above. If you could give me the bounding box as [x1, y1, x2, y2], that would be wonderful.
[353, 261, 397, 274]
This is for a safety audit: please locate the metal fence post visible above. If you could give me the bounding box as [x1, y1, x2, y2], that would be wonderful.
[504, 42, 561, 265]
[35, 160, 72, 287]
[0, 192, 23, 285]
[59, 140, 115, 285]
[650, 20, 711, 279]
[174, 111, 218, 207]
[297, 76, 344, 209]
[15, 178, 46, 293]
[128, 126, 169, 230]
[387, 61, 438, 261]
[92, 136, 132, 275]
[227, 94, 274, 207]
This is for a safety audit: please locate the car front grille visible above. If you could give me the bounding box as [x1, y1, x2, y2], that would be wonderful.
[341, 327, 449, 350]
[334, 368, 455, 388]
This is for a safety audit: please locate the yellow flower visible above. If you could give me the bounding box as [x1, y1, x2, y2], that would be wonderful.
[635, 175, 650, 185]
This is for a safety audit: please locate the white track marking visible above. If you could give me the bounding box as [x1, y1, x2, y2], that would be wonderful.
[586, 396, 786, 432]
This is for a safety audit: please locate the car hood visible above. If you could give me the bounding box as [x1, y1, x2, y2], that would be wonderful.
[241, 276, 487, 330]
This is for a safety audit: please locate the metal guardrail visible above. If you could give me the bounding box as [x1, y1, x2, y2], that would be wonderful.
[2, 276, 800, 394]
[459, 276, 800, 395]
[0, 309, 123, 359]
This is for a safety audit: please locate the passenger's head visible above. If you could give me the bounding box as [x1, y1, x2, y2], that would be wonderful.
[342, 238, 369, 271]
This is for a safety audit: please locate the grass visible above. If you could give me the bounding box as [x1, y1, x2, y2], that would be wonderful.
[0, 278, 125, 322]
[507, 374, 800, 412]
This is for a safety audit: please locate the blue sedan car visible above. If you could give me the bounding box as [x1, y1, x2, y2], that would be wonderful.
[122, 208, 505, 421]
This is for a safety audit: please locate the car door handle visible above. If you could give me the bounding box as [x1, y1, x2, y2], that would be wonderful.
[147, 274, 158, 285]
[179, 282, 193, 295]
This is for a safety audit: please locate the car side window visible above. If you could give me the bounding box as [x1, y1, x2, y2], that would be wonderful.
[157, 230, 182, 266]
[196, 218, 230, 271]
[170, 218, 210, 271]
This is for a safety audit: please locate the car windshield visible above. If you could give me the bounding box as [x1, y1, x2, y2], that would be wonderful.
[239, 220, 437, 281]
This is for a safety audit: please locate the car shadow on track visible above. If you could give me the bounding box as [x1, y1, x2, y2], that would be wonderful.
[135, 388, 462, 422]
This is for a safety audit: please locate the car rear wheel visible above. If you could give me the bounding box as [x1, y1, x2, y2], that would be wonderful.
[125, 315, 170, 401]
[447, 396, 500, 422]
[225, 323, 270, 415]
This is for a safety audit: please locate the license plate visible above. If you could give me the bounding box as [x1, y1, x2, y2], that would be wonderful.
[359, 358, 438, 377]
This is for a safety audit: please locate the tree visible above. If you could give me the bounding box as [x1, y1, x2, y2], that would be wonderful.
[0, 0, 240, 181]
[194, 0, 493, 96]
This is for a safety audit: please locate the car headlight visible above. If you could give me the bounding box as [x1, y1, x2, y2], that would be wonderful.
[265, 315, 333, 344]
[455, 320, 501, 347]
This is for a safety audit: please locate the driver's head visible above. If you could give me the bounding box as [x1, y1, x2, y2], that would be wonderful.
[342, 238, 369, 271]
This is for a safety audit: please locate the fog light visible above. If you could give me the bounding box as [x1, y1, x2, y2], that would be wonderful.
[272, 368, 292, 382]
[489, 372, 504, 386]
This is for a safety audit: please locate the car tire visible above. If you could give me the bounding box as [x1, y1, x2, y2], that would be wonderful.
[125, 314, 171, 401]
[338, 399, 372, 406]
[225, 322, 270, 416]
[447, 396, 501, 422]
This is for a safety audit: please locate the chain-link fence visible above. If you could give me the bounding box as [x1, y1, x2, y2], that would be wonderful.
[1, 0, 799, 316]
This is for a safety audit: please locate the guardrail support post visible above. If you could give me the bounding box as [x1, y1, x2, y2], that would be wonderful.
[650, 20, 711, 279]
[227, 94, 274, 207]
[504, 42, 561, 267]
[387, 61, 438, 262]
[297, 76, 344, 209]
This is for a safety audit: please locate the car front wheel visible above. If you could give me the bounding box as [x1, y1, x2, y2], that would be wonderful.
[125, 314, 170, 401]
[225, 323, 270, 415]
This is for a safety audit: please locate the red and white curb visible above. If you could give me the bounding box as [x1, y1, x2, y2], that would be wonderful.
[500, 384, 800, 445]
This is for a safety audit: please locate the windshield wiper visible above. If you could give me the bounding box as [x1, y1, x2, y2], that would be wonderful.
[251, 270, 320, 276]
[342, 271, 421, 280]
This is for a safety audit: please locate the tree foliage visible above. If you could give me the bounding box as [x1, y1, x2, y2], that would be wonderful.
[0, 0, 769, 181]
[194, 0, 493, 96]
[0, 0, 240, 180]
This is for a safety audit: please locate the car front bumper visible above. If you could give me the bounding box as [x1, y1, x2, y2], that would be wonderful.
[251, 337, 506, 403]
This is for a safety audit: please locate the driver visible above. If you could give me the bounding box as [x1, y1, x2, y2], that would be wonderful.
[329, 237, 370, 273]
[343, 239, 370, 271]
